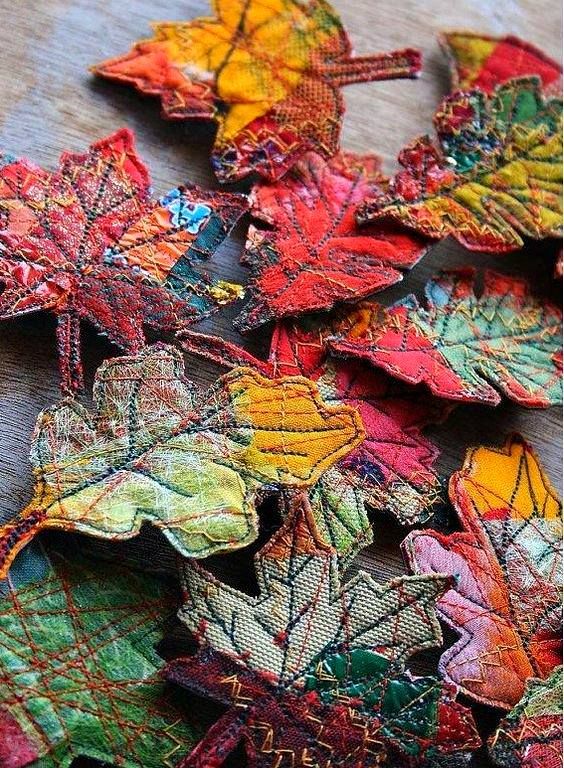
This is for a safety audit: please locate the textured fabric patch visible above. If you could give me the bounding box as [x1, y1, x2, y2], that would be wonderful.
[0, 344, 363, 578]
[358, 78, 563, 252]
[441, 32, 562, 95]
[235, 151, 428, 331]
[489, 667, 563, 768]
[167, 494, 479, 767]
[180, 320, 446, 541]
[403, 435, 562, 709]
[329, 268, 563, 407]
[0, 129, 247, 392]
[93, 0, 421, 181]
[0, 540, 200, 767]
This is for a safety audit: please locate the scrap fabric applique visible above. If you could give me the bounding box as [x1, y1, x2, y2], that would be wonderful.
[441, 32, 562, 96]
[0, 540, 200, 768]
[180, 318, 447, 552]
[167, 494, 480, 767]
[358, 78, 563, 252]
[329, 268, 563, 407]
[0, 344, 364, 578]
[488, 667, 563, 768]
[0, 128, 247, 392]
[403, 435, 563, 710]
[235, 151, 428, 331]
[93, 0, 421, 181]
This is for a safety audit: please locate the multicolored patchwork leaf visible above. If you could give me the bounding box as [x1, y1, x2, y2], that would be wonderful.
[0, 344, 363, 578]
[359, 78, 563, 251]
[441, 32, 562, 95]
[329, 269, 563, 407]
[167, 494, 479, 767]
[180, 320, 446, 539]
[0, 129, 247, 392]
[93, 0, 421, 181]
[403, 435, 562, 709]
[235, 151, 428, 331]
[0, 540, 200, 767]
[489, 667, 563, 768]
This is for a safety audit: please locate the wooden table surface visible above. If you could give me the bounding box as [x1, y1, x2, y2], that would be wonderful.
[0, 1, 561, 766]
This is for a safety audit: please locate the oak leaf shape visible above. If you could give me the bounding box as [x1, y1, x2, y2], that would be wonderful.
[0, 539, 200, 768]
[93, 0, 421, 181]
[329, 268, 563, 407]
[488, 667, 563, 768]
[0, 344, 363, 578]
[180, 319, 446, 554]
[440, 32, 562, 96]
[403, 435, 562, 709]
[235, 151, 428, 331]
[0, 129, 247, 392]
[167, 494, 479, 767]
[359, 78, 563, 251]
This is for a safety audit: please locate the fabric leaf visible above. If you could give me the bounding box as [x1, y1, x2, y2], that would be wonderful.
[0, 129, 247, 392]
[329, 268, 563, 407]
[0, 344, 363, 578]
[440, 32, 562, 96]
[359, 78, 562, 252]
[235, 151, 428, 331]
[304, 648, 479, 765]
[403, 435, 562, 709]
[180, 320, 446, 536]
[168, 493, 478, 767]
[0, 540, 200, 768]
[93, 0, 421, 181]
[488, 667, 563, 768]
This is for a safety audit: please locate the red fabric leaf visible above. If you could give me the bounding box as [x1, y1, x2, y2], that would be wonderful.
[234, 152, 428, 331]
[0, 129, 247, 391]
[441, 32, 562, 96]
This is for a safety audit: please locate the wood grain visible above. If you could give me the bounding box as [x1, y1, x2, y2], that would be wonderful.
[0, 1, 561, 766]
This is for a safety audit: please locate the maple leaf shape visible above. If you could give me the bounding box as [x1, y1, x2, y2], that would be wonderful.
[0, 344, 363, 578]
[234, 151, 428, 331]
[359, 78, 563, 251]
[93, 0, 421, 182]
[488, 667, 563, 768]
[0, 129, 247, 392]
[166, 494, 479, 767]
[403, 435, 563, 710]
[329, 268, 563, 407]
[0, 539, 200, 768]
[440, 32, 562, 96]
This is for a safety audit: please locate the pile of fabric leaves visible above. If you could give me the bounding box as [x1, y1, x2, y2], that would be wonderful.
[0, 3, 562, 767]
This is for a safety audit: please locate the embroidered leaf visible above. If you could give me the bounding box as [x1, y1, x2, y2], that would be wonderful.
[441, 32, 562, 95]
[403, 435, 563, 709]
[329, 269, 563, 407]
[180, 320, 446, 539]
[93, 0, 421, 181]
[488, 667, 563, 768]
[235, 151, 428, 331]
[168, 494, 479, 767]
[304, 649, 480, 766]
[359, 79, 563, 252]
[0, 344, 363, 578]
[0, 540, 200, 768]
[0, 129, 247, 392]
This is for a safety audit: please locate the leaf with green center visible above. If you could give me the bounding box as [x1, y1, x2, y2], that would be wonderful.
[305, 648, 480, 765]
[0, 344, 363, 577]
[329, 268, 563, 407]
[359, 78, 562, 252]
[0, 540, 200, 768]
